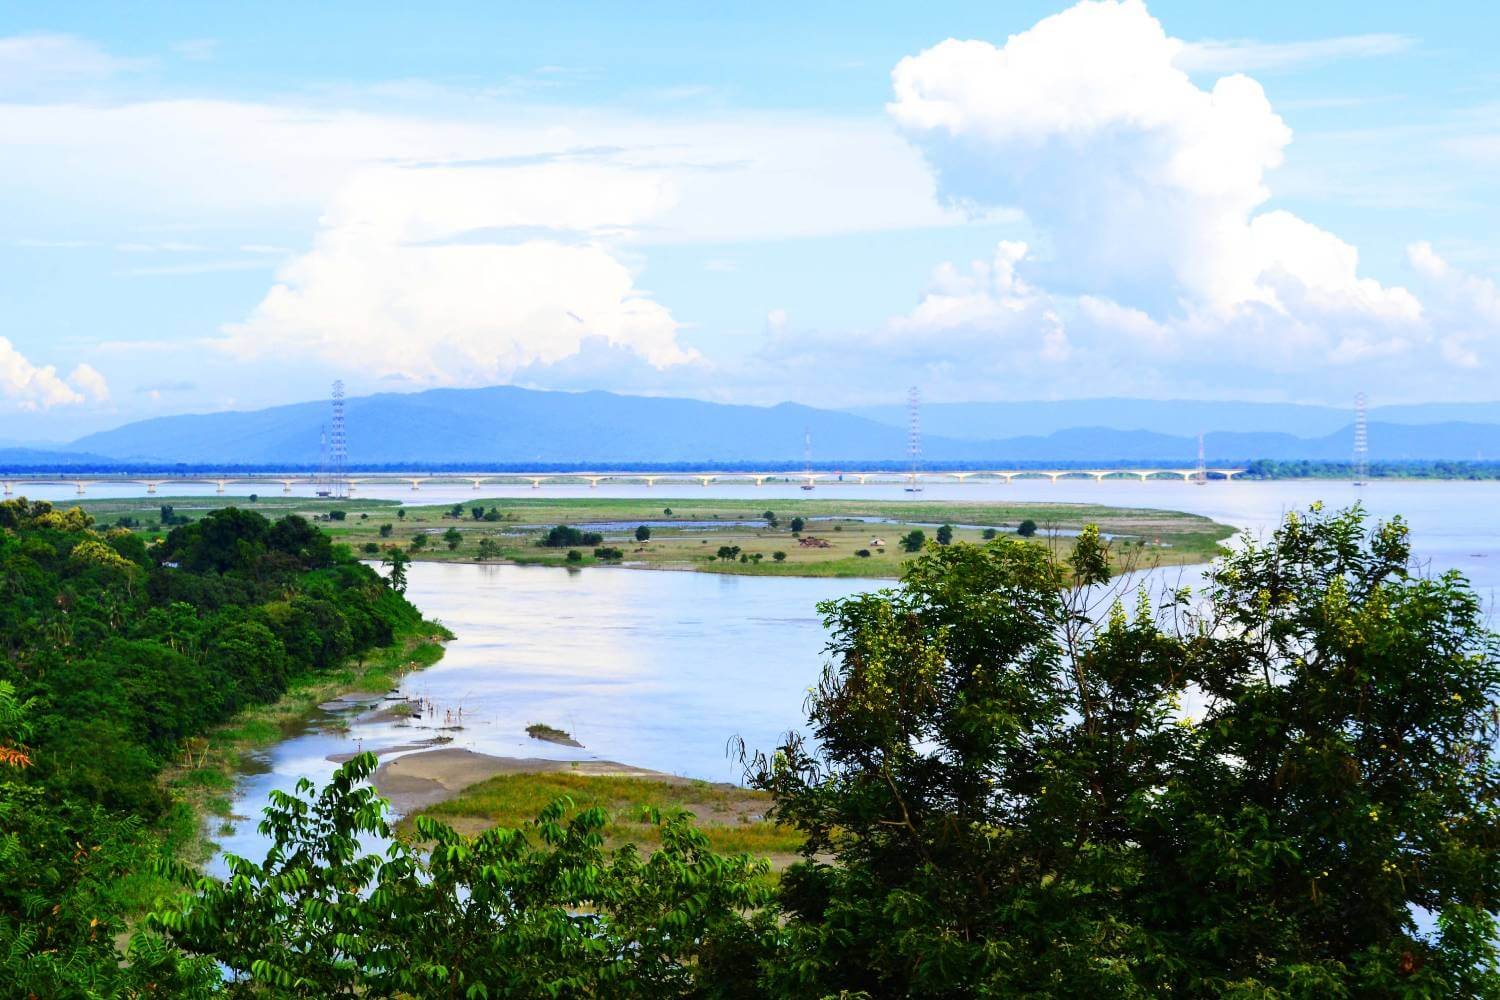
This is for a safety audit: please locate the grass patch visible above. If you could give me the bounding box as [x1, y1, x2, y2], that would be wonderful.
[411, 772, 803, 859]
[525, 723, 581, 746]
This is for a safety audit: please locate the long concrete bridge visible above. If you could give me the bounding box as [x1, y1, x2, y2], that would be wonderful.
[1, 468, 1246, 496]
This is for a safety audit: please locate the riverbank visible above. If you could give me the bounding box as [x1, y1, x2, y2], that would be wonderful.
[382, 747, 801, 863]
[147, 624, 450, 883]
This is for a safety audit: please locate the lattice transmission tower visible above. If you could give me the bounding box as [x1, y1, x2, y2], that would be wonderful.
[1352, 392, 1368, 486]
[906, 386, 923, 492]
[329, 380, 348, 499]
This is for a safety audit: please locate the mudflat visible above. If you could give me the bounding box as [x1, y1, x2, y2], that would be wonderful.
[372, 747, 673, 814]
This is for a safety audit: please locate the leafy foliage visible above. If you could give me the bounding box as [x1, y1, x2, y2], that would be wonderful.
[0, 499, 424, 990]
[539, 524, 604, 548]
[748, 504, 1500, 996]
[152, 752, 775, 998]
[6, 497, 1498, 996]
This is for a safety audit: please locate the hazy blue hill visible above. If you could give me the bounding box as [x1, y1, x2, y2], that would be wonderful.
[68, 386, 949, 465]
[850, 398, 1500, 440]
[49, 386, 1500, 466]
[848, 399, 1353, 439]
[0, 447, 122, 468]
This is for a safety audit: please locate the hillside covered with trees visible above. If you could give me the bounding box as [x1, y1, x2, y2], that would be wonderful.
[0, 499, 430, 994]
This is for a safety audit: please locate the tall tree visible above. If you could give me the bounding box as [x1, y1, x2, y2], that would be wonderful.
[749, 505, 1500, 996]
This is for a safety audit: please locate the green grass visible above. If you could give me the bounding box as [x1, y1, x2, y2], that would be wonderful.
[413, 772, 804, 858]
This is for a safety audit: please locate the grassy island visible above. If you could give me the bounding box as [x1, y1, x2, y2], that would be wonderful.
[80, 494, 1237, 579]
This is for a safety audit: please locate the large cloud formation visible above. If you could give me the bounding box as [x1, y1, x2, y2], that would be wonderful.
[222, 162, 696, 384]
[0, 336, 108, 410]
[884, 0, 1464, 386]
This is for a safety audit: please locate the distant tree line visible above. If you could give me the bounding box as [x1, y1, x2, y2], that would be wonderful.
[1243, 459, 1500, 480]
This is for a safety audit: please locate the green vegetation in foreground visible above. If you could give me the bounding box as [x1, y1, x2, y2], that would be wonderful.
[82, 493, 1238, 579]
[11, 500, 1498, 995]
[413, 772, 801, 859]
[130, 504, 1499, 996]
[0, 498, 437, 995]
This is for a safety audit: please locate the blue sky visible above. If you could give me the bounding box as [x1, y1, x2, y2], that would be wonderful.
[2, 0, 1498, 440]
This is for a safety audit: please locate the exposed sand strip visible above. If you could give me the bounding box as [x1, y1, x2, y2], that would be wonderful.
[372, 747, 678, 814]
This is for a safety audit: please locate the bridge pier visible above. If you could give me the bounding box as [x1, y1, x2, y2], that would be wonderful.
[1, 482, 10, 497]
[1090, 472, 1107, 482]
[471, 479, 484, 490]
[216, 480, 226, 494]
[529, 478, 545, 489]
[952, 472, 973, 483]
[408, 479, 424, 491]
[1047, 472, 1063, 484]
[753, 476, 766, 487]
[644, 477, 658, 488]
[281, 479, 293, 494]
[588, 477, 603, 488]
[698, 476, 714, 487]
[146, 481, 158, 494]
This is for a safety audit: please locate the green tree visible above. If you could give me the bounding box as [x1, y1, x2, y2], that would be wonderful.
[448, 503, 464, 518]
[409, 533, 429, 551]
[789, 516, 805, 533]
[475, 538, 502, 561]
[749, 506, 1500, 996]
[898, 528, 925, 552]
[1017, 518, 1038, 537]
[636, 525, 652, 542]
[381, 549, 409, 594]
[379, 522, 393, 538]
[773, 551, 786, 562]
[935, 523, 954, 545]
[471, 506, 485, 520]
[442, 527, 462, 551]
[541, 525, 603, 548]
[151, 753, 773, 997]
[982, 527, 998, 540]
[763, 510, 778, 528]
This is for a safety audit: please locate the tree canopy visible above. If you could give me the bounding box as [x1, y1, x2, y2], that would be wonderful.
[5, 500, 1497, 996]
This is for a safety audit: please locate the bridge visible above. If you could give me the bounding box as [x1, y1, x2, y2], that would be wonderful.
[1, 468, 1246, 496]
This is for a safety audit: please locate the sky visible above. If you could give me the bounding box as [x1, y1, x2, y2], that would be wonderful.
[2, 0, 1498, 440]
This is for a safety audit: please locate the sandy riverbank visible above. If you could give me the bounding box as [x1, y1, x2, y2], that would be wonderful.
[371, 747, 679, 814]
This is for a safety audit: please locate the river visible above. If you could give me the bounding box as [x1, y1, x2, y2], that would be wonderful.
[26, 479, 1496, 870]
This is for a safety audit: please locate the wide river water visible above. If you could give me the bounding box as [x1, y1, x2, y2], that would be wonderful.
[25, 479, 1498, 870]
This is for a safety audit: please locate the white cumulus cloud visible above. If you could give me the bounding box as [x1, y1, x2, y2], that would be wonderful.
[0, 338, 110, 410]
[221, 163, 696, 384]
[886, 0, 1421, 366]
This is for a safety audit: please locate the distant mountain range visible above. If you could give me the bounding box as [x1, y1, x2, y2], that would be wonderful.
[848, 398, 1500, 440]
[0, 386, 1496, 468]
